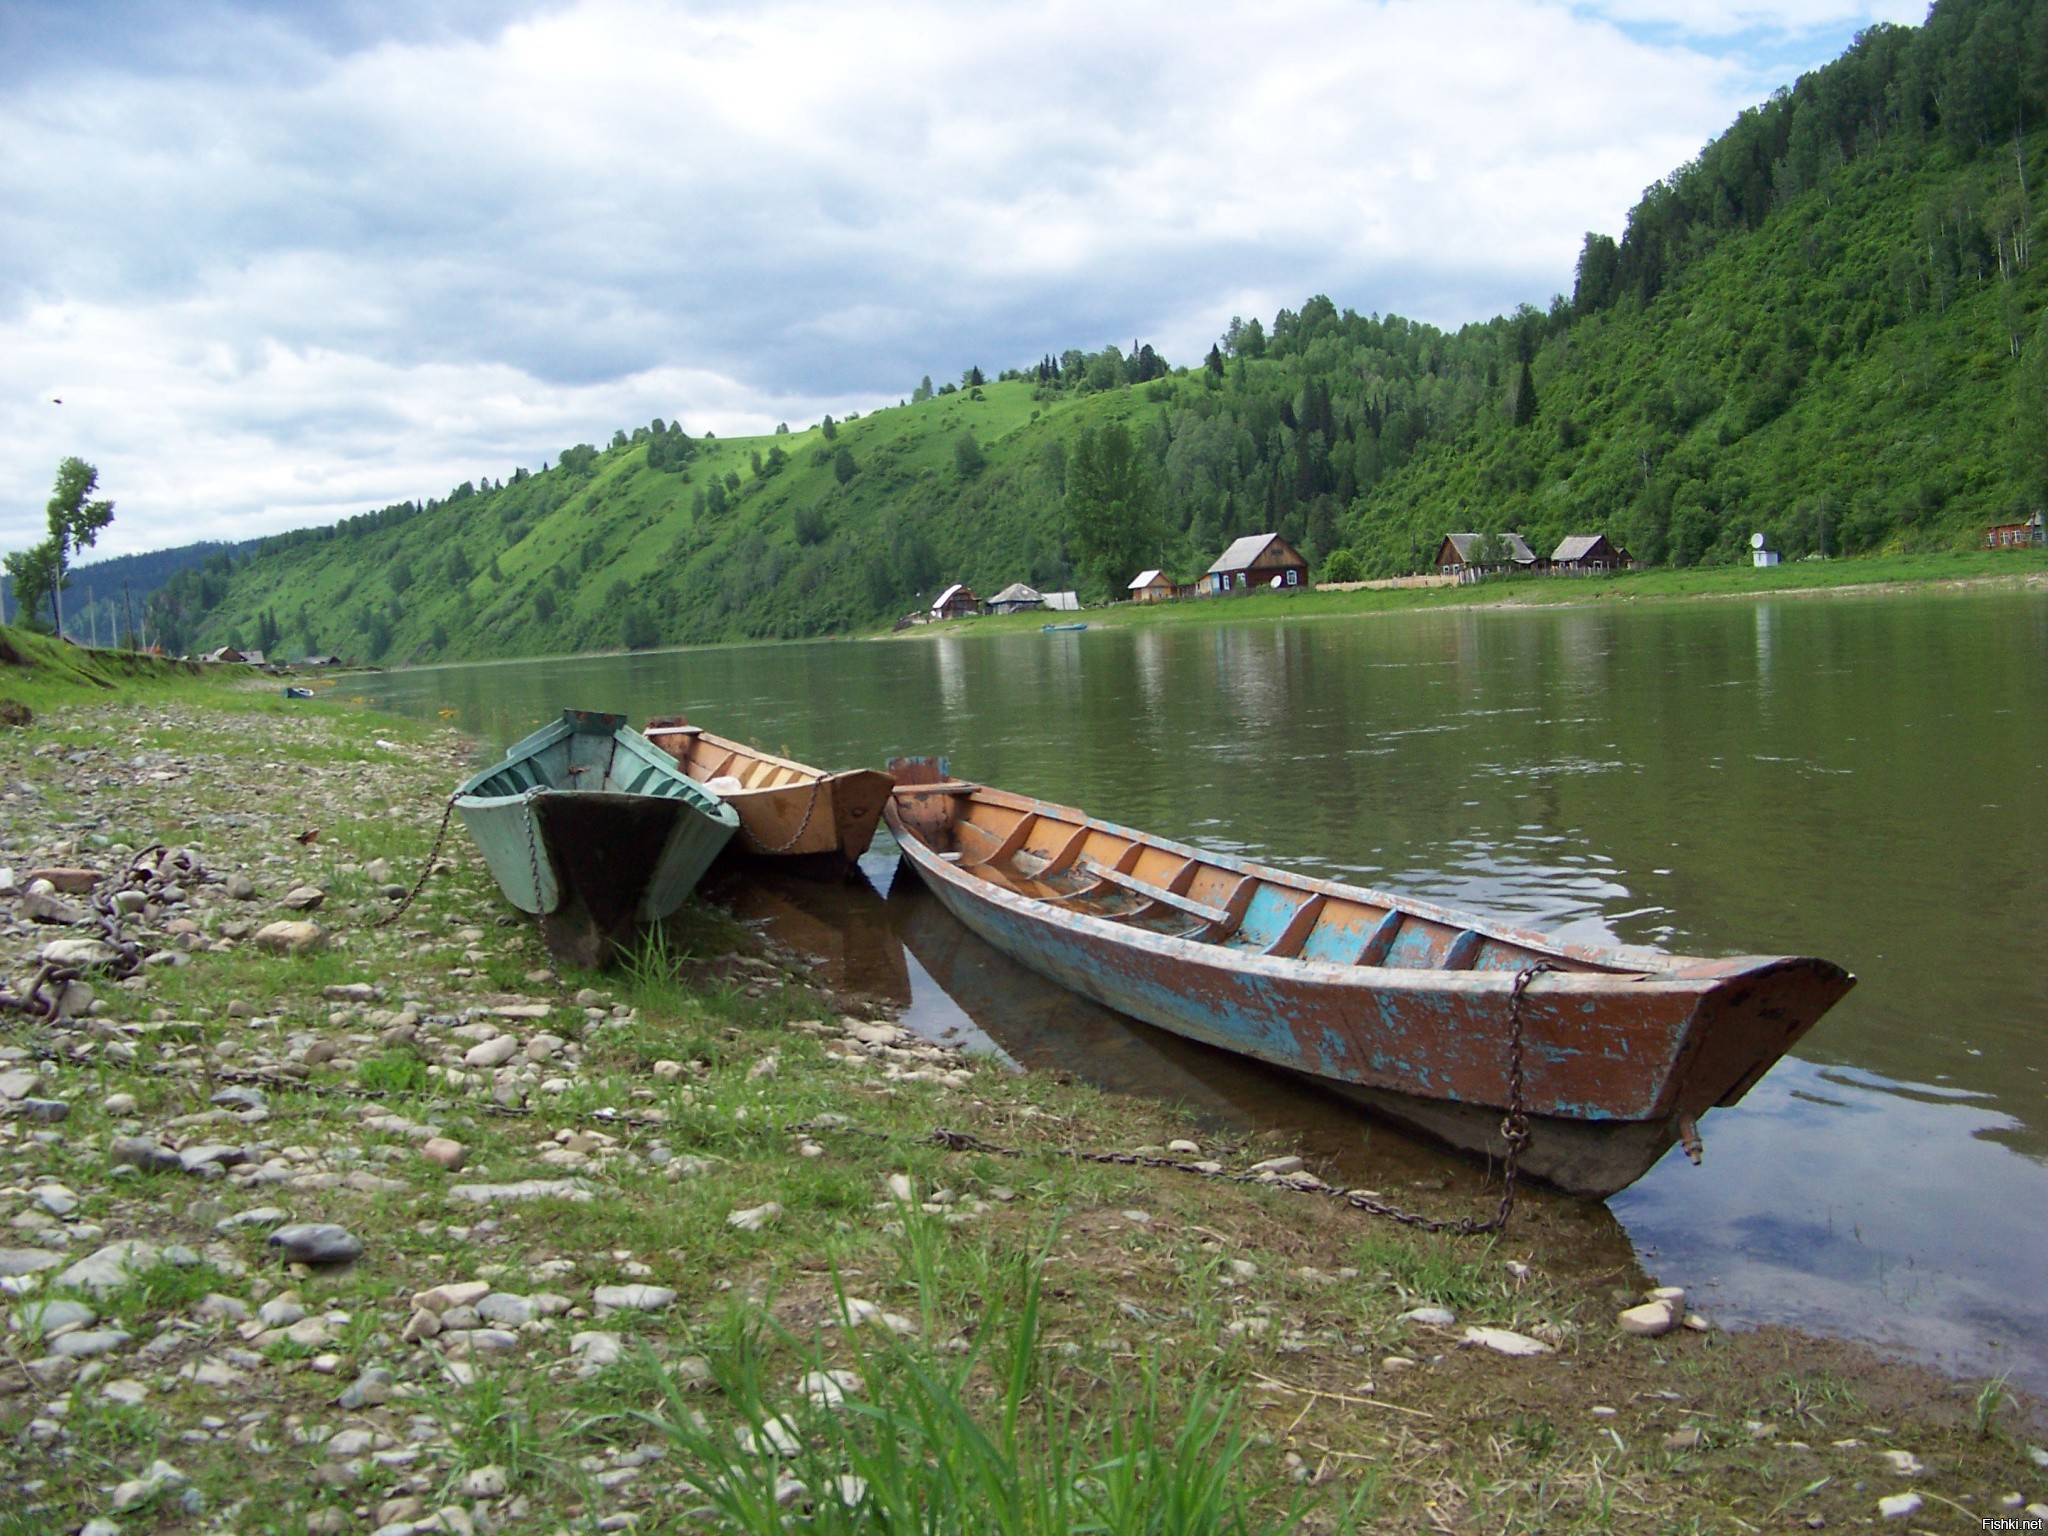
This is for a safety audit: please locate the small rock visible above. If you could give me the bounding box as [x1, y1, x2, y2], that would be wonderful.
[1876, 1491, 1922, 1521]
[281, 885, 326, 911]
[463, 1036, 520, 1069]
[101, 1091, 138, 1114]
[594, 1284, 675, 1312]
[461, 1466, 508, 1498]
[252, 920, 325, 956]
[476, 1292, 533, 1326]
[446, 1179, 591, 1204]
[737, 1415, 803, 1457]
[570, 1331, 622, 1368]
[421, 1137, 468, 1171]
[0, 1248, 65, 1281]
[110, 1136, 182, 1174]
[1879, 1449, 1924, 1477]
[401, 1309, 443, 1343]
[37, 937, 119, 968]
[1248, 1155, 1305, 1177]
[798, 1369, 863, 1410]
[1664, 1426, 1702, 1451]
[15, 1297, 96, 1334]
[24, 866, 99, 893]
[1460, 1326, 1553, 1358]
[366, 858, 392, 883]
[727, 1202, 783, 1233]
[414, 1280, 492, 1312]
[0, 1067, 41, 1099]
[267, 1223, 364, 1265]
[21, 882, 90, 925]
[226, 872, 257, 900]
[747, 1054, 779, 1081]
[215, 1206, 288, 1232]
[57, 1240, 161, 1295]
[1398, 1306, 1457, 1328]
[257, 1296, 308, 1328]
[1618, 1300, 1679, 1337]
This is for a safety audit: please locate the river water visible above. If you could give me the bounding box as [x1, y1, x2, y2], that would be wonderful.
[362, 591, 2048, 1393]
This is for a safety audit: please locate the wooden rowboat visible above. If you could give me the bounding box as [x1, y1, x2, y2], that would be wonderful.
[884, 762, 1854, 1198]
[454, 710, 738, 967]
[643, 717, 895, 878]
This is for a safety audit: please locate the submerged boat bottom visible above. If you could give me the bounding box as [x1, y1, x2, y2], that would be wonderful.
[1320, 1080, 1682, 1199]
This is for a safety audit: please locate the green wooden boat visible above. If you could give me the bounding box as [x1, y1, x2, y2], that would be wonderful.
[452, 709, 739, 966]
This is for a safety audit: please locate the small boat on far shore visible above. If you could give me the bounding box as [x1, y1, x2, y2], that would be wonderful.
[1042, 622, 1088, 633]
[884, 761, 1853, 1198]
[644, 717, 895, 878]
[453, 710, 738, 967]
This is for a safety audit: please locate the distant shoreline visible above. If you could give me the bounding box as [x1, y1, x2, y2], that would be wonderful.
[881, 550, 2048, 640]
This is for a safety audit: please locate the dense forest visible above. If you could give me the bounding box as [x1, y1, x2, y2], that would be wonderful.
[11, 538, 260, 649]
[156, 0, 2048, 663]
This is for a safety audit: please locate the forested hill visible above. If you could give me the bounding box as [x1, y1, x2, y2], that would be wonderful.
[160, 0, 2048, 664]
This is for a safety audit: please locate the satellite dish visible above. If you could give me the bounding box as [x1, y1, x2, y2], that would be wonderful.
[1270, 574, 1283, 590]
[1750, 531, 1767, 550]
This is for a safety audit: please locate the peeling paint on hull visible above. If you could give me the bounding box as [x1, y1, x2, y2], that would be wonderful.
[886, 777, 1854, 1199]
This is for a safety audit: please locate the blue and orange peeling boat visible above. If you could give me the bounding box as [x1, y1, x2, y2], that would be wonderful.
[884, 761, 1853, 1198]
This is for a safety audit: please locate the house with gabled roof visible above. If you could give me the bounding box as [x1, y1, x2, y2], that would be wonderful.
[1203, 533, 1308, 595]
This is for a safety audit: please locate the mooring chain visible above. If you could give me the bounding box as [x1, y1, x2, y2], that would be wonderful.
[741, 776, 826, 857]
[374, 794, 462, 929]
[0, 844, 207, 1023]
[891, 960, 1555, 1237]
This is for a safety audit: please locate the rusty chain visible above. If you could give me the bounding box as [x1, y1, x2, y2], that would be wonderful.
[374, 794, 461, 929]
[738, 776, 826, 857]
[907, 959, 1556, 1237]
[0, 845, 209, 1023]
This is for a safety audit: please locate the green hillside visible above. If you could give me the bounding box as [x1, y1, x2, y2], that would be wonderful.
[154, 0, 2048, 665]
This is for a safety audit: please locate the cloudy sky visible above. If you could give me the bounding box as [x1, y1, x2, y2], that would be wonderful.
[3, 0, 1926, 558]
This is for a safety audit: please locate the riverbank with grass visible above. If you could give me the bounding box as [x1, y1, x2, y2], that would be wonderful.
[1, 635, 2043, 1534]
[892, 549, 2048, 642]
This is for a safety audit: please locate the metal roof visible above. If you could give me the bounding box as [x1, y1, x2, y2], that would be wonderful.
[1551, 535, 1607, 563]
[987, 582, 1043, 604]
[1442, 532, 1537, 564]
[1204, 533, 1290, 575]
[932, 582, 971, 610]
[1128, 569, 1166, 589]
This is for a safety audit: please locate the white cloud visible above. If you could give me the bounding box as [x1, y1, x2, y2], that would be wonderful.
[0, 0, 1917, 553]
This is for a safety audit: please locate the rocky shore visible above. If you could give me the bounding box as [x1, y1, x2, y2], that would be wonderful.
[1, 683, 2043, 1533]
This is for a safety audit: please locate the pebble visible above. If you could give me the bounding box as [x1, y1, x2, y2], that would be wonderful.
[15, 1297, 96, 1334]
[798, 1369, 863, 1410]
[1618, 1299, 1680, 1337]
[0, 1247, 64, 1278]
[112, 1459, 187, 1512]
[252, 920, 325, 955]
[1398, 1305, 1457, 1328]
[727, 1202, 783, 1232]
[461, 1466, 508, 1498]
[571, 1331, 623, 1368]
[418, 1138, 469, 1174]
[281, 884, 327, 911]
[1460, 1326, 1552, 1357]
[57, 1240, 161, 1295]
[110, 1136, 183, 1174]
[1876, 1491, 1922, 1520]
[476, 1292, 533, 1326]
[1880, 1448, 1924, 1477]
[415, 1280, 492, 1312]
[50, 1327, 132, 1359]
[216, 1206, 288, 1232]
[267, 1223, 364, 1265]
[463, 1036, 520, 1069]
[1663, 1426, 1702, 1451]
[226, 871, 257, 899]
[447, 1179, 591, 1204]
[737, 1415, 804, 1457]
[257, 1296, 308, 1327]
[1248, 1156, 1305, 1176]
[38, 937, 119, 968]
[594, 1284, 675, 1312]
[338, 1367, 397, 1409]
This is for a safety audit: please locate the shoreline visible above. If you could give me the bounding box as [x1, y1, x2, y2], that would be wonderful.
[1, 646, 2042, 1531]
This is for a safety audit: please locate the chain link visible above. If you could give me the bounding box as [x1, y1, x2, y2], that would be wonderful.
[738, 776, 826, 857]
[374, 794, 460, 929]
[0, 845, 206, 1022]
[888, 959, 1555, 1237]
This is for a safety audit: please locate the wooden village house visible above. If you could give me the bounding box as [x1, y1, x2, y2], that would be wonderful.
[1127, 569, 1175, 603]
[985, 582, 1046, 615]
[1204, 533, 1308, 595]
[1986, 511, 2046, 549]
[1549, 534, 1632, 573]
[1435, 532, 1540, 577]
[931, 583, 980, 621]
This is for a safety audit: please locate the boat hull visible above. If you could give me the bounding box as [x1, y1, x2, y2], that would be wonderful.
[453, 711, 738, 966]
[886, 779, 1852, 1199]
[644, 719, 894, 875]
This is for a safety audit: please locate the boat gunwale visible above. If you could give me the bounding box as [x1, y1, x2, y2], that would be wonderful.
[888, 779, 1818, 994]
[645, 721, 827, 796]
[456, 715, 738, 831]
